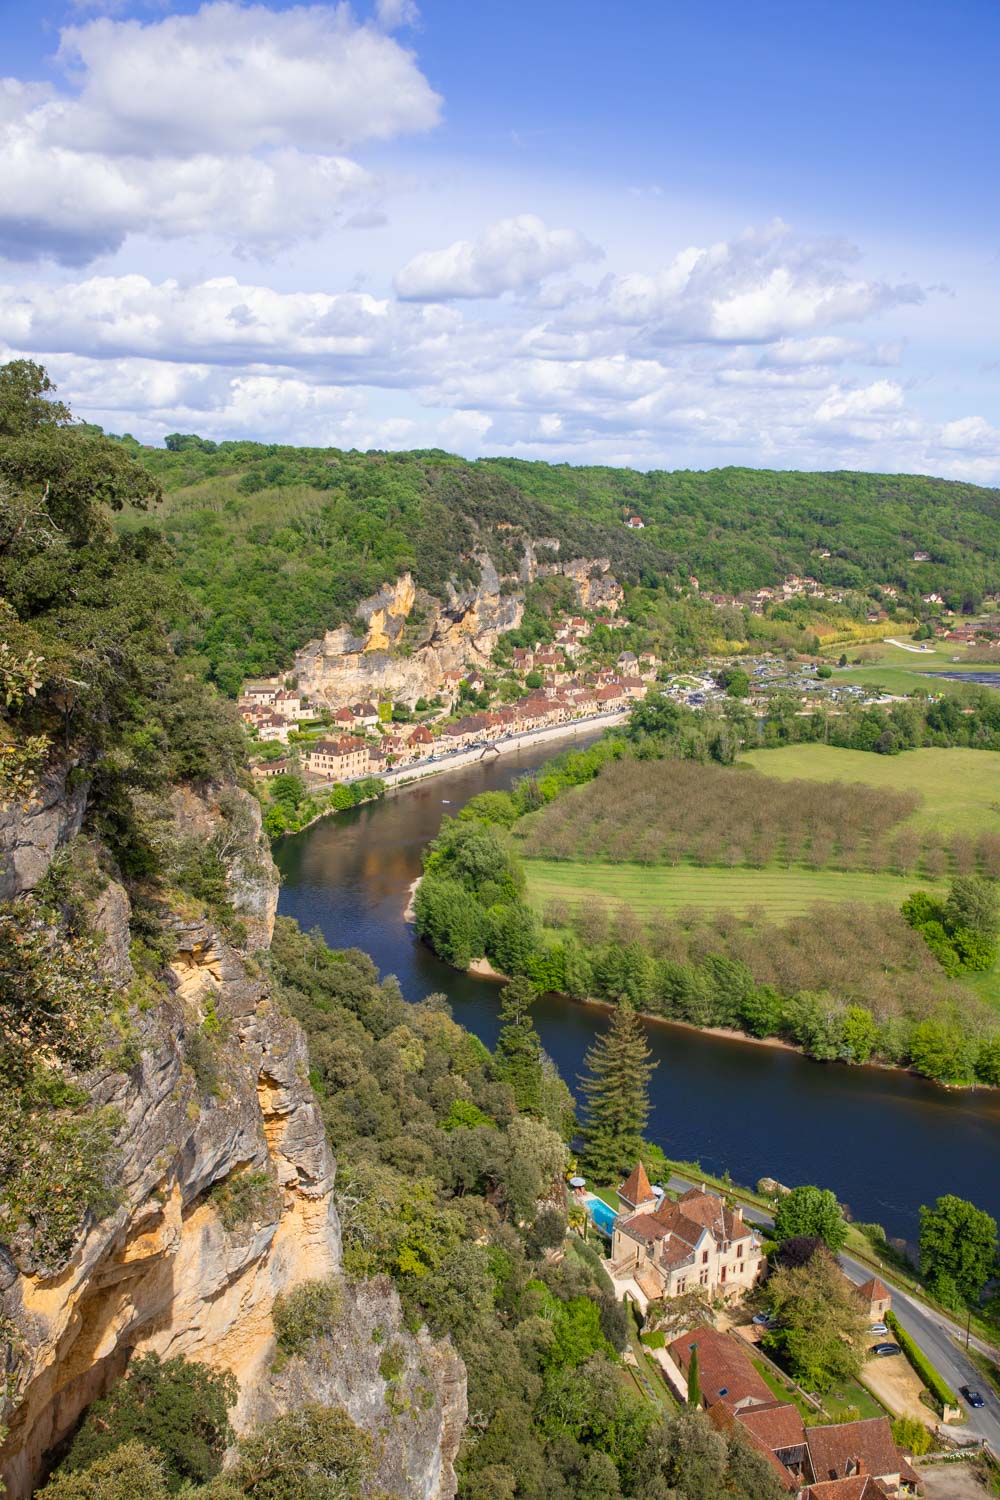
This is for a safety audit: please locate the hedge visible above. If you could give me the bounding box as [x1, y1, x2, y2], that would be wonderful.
[886, 1311, 958, 1411]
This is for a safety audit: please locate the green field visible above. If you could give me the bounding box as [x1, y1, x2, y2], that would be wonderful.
[831, 665, 989, 699]
[739, 745, 1000, 836]
[523, 859, 940, 922]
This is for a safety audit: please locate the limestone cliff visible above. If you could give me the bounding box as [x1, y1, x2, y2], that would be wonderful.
[0, 784, 464, 1500]
[292, 541, 624, 709]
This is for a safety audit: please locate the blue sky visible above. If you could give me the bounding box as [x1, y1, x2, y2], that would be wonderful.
[1, 0, 998, 478]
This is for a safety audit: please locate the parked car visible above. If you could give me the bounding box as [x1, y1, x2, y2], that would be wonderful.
[869, 1343, 902, 1357]
[869, 1322, 889, 1335]
[962, 1386, 986, 1409]
[751, 1312, 776, 1327]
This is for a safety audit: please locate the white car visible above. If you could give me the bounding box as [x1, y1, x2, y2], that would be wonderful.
[869, 1322, 889, 1335]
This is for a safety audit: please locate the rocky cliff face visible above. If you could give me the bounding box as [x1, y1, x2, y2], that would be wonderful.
[0, 784, 464, 1500]
[293, 542, 623, 708]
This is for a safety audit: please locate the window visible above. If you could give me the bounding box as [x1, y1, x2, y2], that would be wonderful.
[676, 1279, 686, 1294]
[700, 1269, 709, 1286]
[702, 1250, 709, 1264]
[738, 1243, 744, 1258]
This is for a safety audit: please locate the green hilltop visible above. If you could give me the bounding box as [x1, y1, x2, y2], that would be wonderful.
[114, 435, 1000, 693]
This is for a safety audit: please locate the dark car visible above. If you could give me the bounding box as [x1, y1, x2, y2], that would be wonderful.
[962, 1386, 985, 1408]
[869, 1342, 902, 1357]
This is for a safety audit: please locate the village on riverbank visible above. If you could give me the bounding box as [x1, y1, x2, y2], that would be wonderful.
[236, 573, 1000, 788]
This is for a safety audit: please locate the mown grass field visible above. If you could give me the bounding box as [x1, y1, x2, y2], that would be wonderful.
[739, 745, 1000, 836]
[523, 859, 939, 921]
[831, 665, 992, 700]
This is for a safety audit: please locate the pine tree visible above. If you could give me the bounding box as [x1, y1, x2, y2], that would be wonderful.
[494, 977, 544, 1115]
[687, 1344, 701, 1407]
[578, 1002, 656, 1182]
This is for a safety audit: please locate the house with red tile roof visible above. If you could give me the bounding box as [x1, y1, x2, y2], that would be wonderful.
[803, 1418, 920, 1496]
[855, 1277, 892, 1323]
[611, 1170, 763, 1302]
[668, 1326, 773, 1412]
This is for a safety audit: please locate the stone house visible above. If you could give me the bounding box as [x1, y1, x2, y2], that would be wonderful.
[669, 1329, 919, 1497]
[255, 713, 289, 744]
[610, 1166, 763, 1302]
[406, 725, 435, 756]
[241, 680, 279, 705]
[351, 702, 380, 729]
[305, 736, 370, 780]
[856, 1277, 891, 1323]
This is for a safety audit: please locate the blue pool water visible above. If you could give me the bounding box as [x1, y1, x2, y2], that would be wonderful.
[587, 1197, 618, 1236]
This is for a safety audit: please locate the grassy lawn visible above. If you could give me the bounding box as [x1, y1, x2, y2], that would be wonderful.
[752, 1354, 885, 1424]
[832, 666, 990, 699]
[825, 637, 996, 672]
[524, 858, 940, 921]
[740, 746, 1000, 838]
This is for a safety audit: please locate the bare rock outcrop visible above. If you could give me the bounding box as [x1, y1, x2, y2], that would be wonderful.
[247, 1278, 466, 1500]
[0, 762, 88, 900]
[294, 546, 623, 710]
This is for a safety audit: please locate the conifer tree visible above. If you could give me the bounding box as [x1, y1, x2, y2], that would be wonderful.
[687, 1344, 701, 1407]
[494, 977, 544, 1115]
[578, 1002, 656, 1181]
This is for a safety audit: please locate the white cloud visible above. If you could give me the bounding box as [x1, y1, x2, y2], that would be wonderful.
[0, 1, 440, 263]
[375, 0, 420, 29]
[2, 219, 996, 480]
[550, 223, 923, 347]
[395, 214, 603, 300]
[814, 379, 906, 422]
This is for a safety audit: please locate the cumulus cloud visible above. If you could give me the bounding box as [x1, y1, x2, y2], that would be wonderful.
[549, 223, 923, 347]
[395, 215, 603, 300]
[0, 1, 440, 263]
[2, 218, 995, 480]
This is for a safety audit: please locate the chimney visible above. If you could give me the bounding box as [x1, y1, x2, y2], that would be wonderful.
[700, 1181, 707, 1194]
[734, 1205, 743, 1225]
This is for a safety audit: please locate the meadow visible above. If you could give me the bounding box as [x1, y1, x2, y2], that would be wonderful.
[740, 745, 1000, 837]
[523, 859, 940, 922]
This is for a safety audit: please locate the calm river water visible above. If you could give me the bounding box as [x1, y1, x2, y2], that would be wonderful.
[275, 737, 1000, 1246]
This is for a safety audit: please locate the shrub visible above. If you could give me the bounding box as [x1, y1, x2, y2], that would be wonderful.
[209, 1169, 281, 1231]
[891, 1415, 934, 1455]
[378, 1341, 407, 1383]
[38, 1441, 169, 1500]
[272, 1276, 343, 1358]
[61, 1354, 236, 1492]
[886, 1311, 958, 1412]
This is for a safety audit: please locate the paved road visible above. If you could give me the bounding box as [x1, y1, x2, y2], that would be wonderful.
[664, 1174, 1000, 1449]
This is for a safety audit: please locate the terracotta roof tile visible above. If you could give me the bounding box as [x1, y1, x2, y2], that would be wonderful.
[619, 1162, 653, 1206]
[668, 1327, 773, 1410]
[806, 1418, 904, 1485]
[736, 1402, 807, 1453]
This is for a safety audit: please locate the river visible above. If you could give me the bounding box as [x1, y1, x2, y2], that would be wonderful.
[274, 738, 1000, 1247]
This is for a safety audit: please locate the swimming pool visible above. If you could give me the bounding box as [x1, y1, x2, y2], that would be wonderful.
[585, 1195, 617, 1236]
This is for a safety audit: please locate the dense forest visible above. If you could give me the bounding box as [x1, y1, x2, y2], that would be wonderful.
[109, 434, 1000, 693]
[482, 459, 1000, 603]
[267, 920, 788, 1500]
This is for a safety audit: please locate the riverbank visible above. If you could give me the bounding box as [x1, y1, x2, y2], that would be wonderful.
[274, 728, 1000, 1243]
[440, 951, 994, 1091]
[278, 709, 627, 842]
